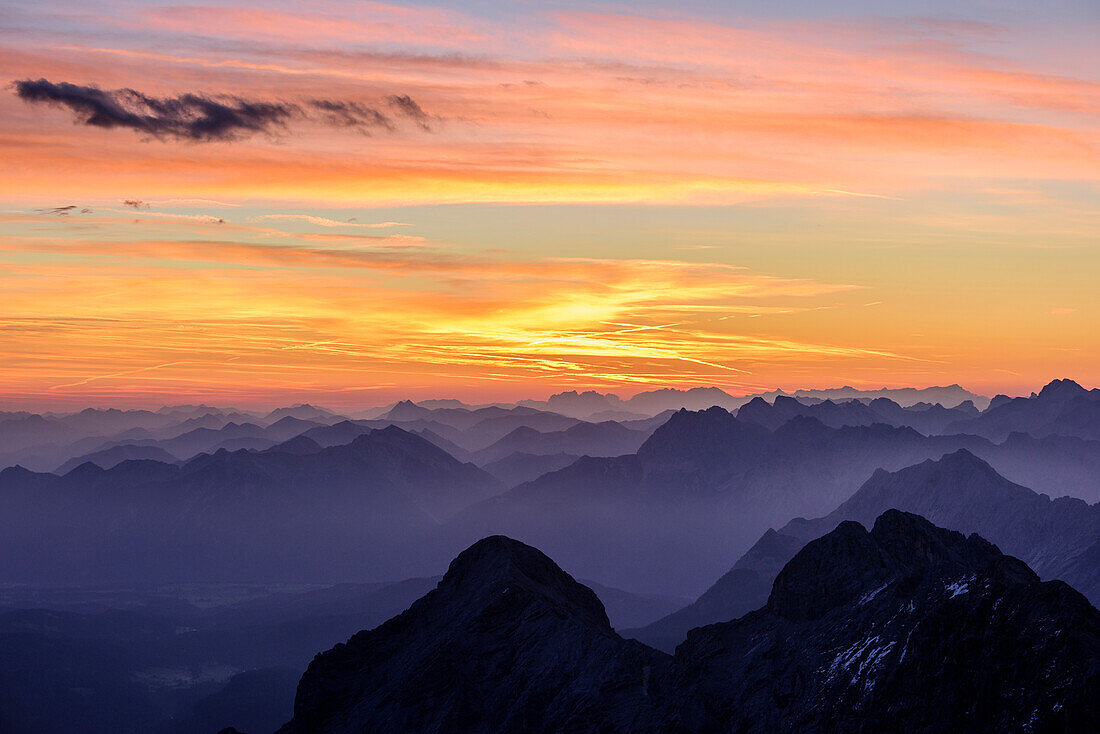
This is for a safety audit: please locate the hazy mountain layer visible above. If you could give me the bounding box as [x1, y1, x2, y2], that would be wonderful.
[631, 449, 1100, 650]
[441, 403, 1100, 595]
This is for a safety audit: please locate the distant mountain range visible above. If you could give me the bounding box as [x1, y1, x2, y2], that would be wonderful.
[945, 377, 1100, 441]
[1, 379, 1096, 596]
[516, 383, 989, 419]
[11, 380, 1099, 482]
[438, 392, 1100, 596]
[0, 426, 504, 584]
[277, 511, 1099, 733]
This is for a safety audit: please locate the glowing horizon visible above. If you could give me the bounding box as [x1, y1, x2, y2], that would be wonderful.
[1, 1, 1097, 409]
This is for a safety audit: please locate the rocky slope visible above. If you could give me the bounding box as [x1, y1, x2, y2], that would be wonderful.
[278, 536, 665, 734]
[665, 511, 1100, 732]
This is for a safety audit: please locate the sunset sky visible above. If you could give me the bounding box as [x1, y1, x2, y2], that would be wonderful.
[1, 0, 1097, 408]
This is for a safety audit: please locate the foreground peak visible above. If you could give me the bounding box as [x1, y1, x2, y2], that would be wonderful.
[441, 535, 611, 631]
[280, 534, 657, 733]
[767, 509, 1019, 621]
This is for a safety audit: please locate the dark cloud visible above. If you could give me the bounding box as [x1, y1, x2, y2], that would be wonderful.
[34, 205, 78, 216]
[13, 78, 437, 142]
[386, 94, 432, 130]
[14, 79, 294, 141]
[122, 199, 149, 209]
[308, 100, 393, 133]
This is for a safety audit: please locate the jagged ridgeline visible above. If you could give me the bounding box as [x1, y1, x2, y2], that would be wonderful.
[278, 511, 1099, 734]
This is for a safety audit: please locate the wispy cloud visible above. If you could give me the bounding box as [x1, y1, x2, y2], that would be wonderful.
[13, 79, 296, 141]
[251, 214, 410, 229]
[12, 79, 437, 142]
[0, 217, 896, 401]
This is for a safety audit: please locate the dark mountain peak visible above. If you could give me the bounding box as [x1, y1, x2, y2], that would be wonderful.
[62, 460, 108, 479]
[673, 510, 1098, 732]
[868, 396, 902, 409]
[440, 535, 611, 630]
[1038, 378, 1086, 400]
[768, 510, 1019, 622]
[869, 508, 1005, 572]
[733, 527, 806, 577]
[562, 419, 632, 439]
[0, 464, 36, 479]
[499, 424, 543, 441]
[381, 400, 427, 421]
[832, 448, 1033, 521]
[771, 413, 827, 436]
[267, 435, 323, 455]
[261, 403, 334, 424]
[637, 407, 769, 477]
[267, 415, 314, 429]
[343, 425, 450, 460]
[281, 535, 660, 734]
[927, 446, 991, 471]
[767, 519, 889, 621]
[300, 419, 370, 447]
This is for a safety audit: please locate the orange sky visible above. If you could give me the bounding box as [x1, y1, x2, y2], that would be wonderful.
[0, 1, 1097, 408]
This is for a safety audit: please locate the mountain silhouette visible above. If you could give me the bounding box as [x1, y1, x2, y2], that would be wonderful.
[277, 511, 1099, 733]
[278, 535, 664, 734]
[946, 378, 1100, 441]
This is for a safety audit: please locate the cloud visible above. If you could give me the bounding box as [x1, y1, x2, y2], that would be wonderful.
[122, 199, 149, 209]
[13, 78, 295, 141]
[252, 214, 410, 229]
[307, 99, 394, 132]
[13, 79, 434, 141]
[387, 94, 432, 130]
[34, 205, 79, 216]
[253, 213, 413, 227]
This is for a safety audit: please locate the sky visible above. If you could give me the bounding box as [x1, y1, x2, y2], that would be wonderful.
[0, 0, 1097, 409]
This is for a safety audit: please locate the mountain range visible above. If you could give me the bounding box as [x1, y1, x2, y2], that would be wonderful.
[438, 397, 1100, 596]
[4, 381, 1097, 596]
[1, 379, 1098, 732]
